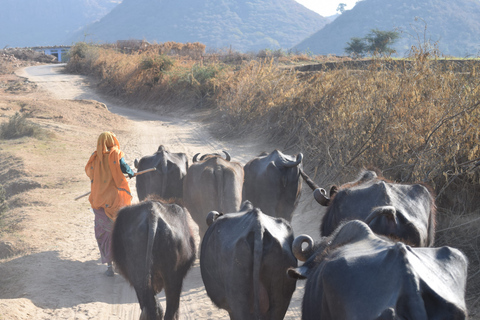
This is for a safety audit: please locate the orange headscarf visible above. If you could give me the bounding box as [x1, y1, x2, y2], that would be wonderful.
[85, 132, 132, 220]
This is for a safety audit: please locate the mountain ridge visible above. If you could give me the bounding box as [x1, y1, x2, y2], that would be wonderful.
[67, 0, 328, 52]
[0, 0, 120, 48]
[293, 0, 480, 57]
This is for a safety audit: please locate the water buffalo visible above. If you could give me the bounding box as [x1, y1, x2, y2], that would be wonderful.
[134, 145, 188, 201]
[288, 220, 468, 320]
[112, 199, 196, 320]
[242, 150, 303, 221]
[302, 169, 436, 247]
[183, 151, 244, 239]
[201, 201, 297, 320]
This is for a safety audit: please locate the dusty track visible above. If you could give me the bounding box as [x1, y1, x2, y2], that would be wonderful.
[0, 64, 323, 319]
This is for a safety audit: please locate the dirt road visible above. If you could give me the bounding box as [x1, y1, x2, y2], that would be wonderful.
[0, 64, 322, 319]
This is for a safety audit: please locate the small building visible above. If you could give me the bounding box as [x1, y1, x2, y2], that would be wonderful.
[32, 46, 71, 62]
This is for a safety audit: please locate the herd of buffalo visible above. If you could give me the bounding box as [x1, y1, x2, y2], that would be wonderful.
[110, 145, 469, 320]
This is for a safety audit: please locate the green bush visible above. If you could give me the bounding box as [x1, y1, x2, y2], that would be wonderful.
[140, 54, 174, 72]
[67, 42, 89, 60]
[139, 55, 174, 84]
[64, 43, 101, 74]
[175, 63, 226, 107]
[187, 64, 224, 85]
[0, 112, 49, 140]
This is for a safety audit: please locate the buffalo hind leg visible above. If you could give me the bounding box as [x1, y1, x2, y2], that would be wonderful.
[163, 277, 184, 320]
[227, 292, 252, 320]
[136, 286, 163, 320]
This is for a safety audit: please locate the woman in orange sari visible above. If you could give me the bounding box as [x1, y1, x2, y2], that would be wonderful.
[85, 132, 134, 276]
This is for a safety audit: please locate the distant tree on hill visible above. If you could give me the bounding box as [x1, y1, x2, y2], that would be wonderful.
[336, 3, 347, 14]
[345, 28, 400, 57]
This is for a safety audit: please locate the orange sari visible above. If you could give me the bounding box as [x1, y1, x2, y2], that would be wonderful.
[85, 132, 132, 220]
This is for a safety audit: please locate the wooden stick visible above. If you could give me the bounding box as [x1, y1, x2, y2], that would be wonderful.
[74, 167, 156, 200]
[134, 167, 157, 176]
[74, 191, 91, 201]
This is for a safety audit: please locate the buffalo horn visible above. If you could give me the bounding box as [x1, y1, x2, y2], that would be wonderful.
[292, 234, 314, 262]
[299, 169, 320, 190]
[223, 150, 231, 161]
[313, 187, 330, 206]
[193, 153, 201, 163]
[284, 152, 303, 168]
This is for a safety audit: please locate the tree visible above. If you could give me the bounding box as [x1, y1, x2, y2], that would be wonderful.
[364, 29, 400, 55]
[345, 29, 400, 56]
[344, 37, 367, 57]
[336, 3, 347, 14]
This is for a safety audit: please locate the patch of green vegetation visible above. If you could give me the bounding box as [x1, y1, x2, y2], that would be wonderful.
[345, 29, 400, 57]
[185, 64, 225, 86]
[140, 54, 174, 72]
[140, 55, 175, 84]
[67, 42, 89, 60]
[0, 112, 51, 140]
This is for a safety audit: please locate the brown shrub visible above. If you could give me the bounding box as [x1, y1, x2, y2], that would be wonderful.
[66, 42, 227, 108]
[214, 52, 480, 310]
[215, 56, 480, 196]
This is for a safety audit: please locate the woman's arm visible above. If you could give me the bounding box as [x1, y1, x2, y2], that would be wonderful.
[120, 157, 135, 178]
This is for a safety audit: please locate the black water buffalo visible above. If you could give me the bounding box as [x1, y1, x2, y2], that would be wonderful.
[112, 199, 196, 320]
[183, 151, 244, 239]
[134, 145, 188, 201]
[302, 169, 436, 247]
[201, 201, 297, 320]
[243, 150, 303, 221]
[288, 220, 468, 320]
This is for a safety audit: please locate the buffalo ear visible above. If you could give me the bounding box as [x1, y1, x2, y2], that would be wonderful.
[287, 267, 307, 280]
[134, 158, 139, 168]
[240, 200, 254, 212]
[206, 211, 223, 226]
[330, 185, 338, 197]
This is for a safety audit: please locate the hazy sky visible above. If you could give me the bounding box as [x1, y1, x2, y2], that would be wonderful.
[295, 0, 359, 17]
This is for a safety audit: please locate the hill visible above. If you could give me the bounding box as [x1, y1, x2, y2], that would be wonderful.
[0, 0, 120, 48]
[67, 0, 328, 52]
[294, 0, 480, 57]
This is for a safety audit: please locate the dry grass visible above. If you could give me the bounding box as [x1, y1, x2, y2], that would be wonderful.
[215, 49, 480, 201]
[0, 112, 52, 140]
[66, 43, 229, 108]
[66, 42, 480, 311]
